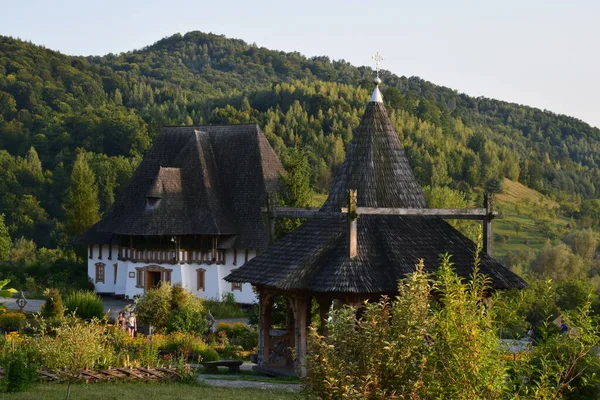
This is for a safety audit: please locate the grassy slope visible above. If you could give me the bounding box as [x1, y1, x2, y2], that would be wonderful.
[493, 179, 569, 258]
[4, 382, 298, 400]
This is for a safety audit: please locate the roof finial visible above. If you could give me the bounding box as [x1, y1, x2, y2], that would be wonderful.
[370, 51, 384, 102]
[371, 51, 384, 85]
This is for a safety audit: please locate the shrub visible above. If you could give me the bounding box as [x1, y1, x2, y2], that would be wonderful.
[64, 290, 105, 320]
[204, 293, 245, 319]
[134, 283, 172, 331]
[216, 322, 257, 351]
[165, 304, 208, 335]
[304, 257, 507, 399]
[33, 316, 115, 372]
[0, 313, 26, 332]
[137, 284, 207, 334]
[198, 347, 219, 362]
[160, 333, 217, 362]
[41, 288, 64, 318]
[3, 348, 38, 393]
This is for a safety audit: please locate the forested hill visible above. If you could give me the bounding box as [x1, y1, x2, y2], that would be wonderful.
[0, 31, 599, 249]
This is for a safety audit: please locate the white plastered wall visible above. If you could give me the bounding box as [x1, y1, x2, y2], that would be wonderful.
[88, 245, 258, 304]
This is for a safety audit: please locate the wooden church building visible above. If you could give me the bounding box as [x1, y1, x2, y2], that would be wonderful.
[81, 124, 283, 303]
[226, 78, 526, 374]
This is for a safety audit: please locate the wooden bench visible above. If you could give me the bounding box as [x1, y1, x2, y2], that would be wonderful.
[202, 360, 243, 373]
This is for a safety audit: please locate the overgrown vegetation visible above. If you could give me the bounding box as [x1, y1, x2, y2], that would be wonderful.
[304, 258, 600, 399]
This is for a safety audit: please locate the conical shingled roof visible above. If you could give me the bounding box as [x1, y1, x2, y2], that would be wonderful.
[322, 101, 426, 211]
[226, 86, 527, 291]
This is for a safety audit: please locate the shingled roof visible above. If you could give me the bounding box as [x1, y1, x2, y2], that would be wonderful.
[226, 86, 526, 291]
[81, 124, 283, 249]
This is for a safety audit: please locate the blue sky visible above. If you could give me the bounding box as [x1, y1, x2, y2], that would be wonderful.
[3, 0, 600, 128]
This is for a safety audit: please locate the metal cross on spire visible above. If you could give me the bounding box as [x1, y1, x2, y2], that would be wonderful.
[371, 51, 384, 78]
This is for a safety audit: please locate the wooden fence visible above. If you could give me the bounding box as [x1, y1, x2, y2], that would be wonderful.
[0, 365, 190, 383]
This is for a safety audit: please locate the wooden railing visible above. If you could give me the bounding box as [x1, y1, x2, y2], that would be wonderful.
[118, 247, 224, 265]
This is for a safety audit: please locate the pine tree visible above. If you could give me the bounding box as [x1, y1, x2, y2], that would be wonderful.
[63, 152, 100, 237]
[25, 146, 43, 181]
[0, 213, 11, 261]
[280, 148, 312, 208]
[278, 148, 313, 235]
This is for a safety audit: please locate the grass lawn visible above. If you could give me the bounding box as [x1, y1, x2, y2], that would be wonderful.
[198, 368, 300, 383]
[2, 382, 300, 400]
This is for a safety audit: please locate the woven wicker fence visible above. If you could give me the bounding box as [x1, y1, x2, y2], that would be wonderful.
[0, 365, 190, 383]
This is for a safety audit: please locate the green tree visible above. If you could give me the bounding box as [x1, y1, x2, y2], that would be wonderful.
[512, 221, 522, 238]
[0, 213, 11, 261]
[280, 148, 312, 208]
[529, 241, 587, 281]
[24, 146, 43, 182]
[278, 148, 313, 234]
[485, 177, 504, 195]
[63, 152, 100, 238]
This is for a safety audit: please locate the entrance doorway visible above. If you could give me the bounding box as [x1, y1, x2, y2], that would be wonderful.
[145, 270, 162, 290]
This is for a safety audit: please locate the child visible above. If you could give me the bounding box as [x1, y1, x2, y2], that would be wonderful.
[127, 311, 137, 337]
[117, 311, 126, 330]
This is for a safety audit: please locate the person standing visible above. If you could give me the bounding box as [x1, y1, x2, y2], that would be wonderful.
[117, 311, 126, 330]
[127, 311, 137, 337]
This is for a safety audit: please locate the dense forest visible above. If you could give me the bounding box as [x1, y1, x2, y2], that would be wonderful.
[0, 31, 599, 292]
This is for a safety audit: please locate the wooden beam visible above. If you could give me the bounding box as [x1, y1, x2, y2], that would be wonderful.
[261, 206, 338, 219]
[342, 207, 497, 220]
[263, 206, 497, 220]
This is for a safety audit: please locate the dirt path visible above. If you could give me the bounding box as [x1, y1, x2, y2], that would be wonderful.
[196, 375, 300, 391]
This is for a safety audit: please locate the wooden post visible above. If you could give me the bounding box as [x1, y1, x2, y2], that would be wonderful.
[266, 194, 276, 245]
[483, 193, 493, 257]
[347, 189, 357, 258]
[293, 294, 308, 377]
[258, 289, 273, 368]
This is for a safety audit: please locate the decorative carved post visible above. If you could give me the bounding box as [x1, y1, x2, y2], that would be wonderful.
[347, 189, 358, 258]
[483, 193, 493, 257]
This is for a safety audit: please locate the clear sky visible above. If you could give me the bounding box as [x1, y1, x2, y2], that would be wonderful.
[3, 0, 600, 128]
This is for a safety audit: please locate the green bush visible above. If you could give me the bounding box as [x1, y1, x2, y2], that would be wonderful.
[204, 293, 246, 319]
[137, 284, 207, 334]
[216, 322, 257, 351]
[32, 316, 115, 373]
[64, 291, 105, 320]
[159, 333, 217, 362]
[197, 347, 219, 362]
[165, 305, 207, 335]
[3, 349, 38, 393]
[304, 257, 507, 399]
[41, 288, 64, 318]
[0, 313, 26, 332]
[134, 283, 172, 331]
